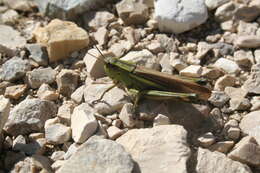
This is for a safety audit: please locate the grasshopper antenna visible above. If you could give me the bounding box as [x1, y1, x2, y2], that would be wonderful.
[89, 36, 107, 60]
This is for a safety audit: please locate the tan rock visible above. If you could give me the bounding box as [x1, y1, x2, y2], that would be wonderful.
[93, 26, 108, 46]
[33, 19, 89, 62]
[4, 84, 27, 100]
[197, 132, 216, 148]
[235, 35, 260, 48]
[107, 126, 125, 140]
[197, 148, 252, 173]
[37, 83, 59, 101]
[0, 96, 10, 135]
[214, 75, 236, 91]
[180, 65, 202, 77]
[228, 136, 260, 169]
[57, 101, 75, 125]
[209, 141, 235, 154]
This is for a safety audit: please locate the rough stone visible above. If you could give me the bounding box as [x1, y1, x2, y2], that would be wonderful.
[3, 0, 35, 12]
[83, 11, 116, 29]
[71, 85, 85, 104]
[233, 50, 254, 68]
[214, 75, 236, 91]
[235, 35, 260, 48]
[117, 125, 191, 173]
[196, 148, 252, 173]
[0, 96, 10, 136]
[240, 111, 260, 144]
[107, 126, 125, 140]
[155, 0, 208, 34]
[93, 26, 108, 46]
[57, 101, 75, 125]
[4, 98, 57, 136]
[1, 9, 19, 25]
[153, 114, 171, 126]
[4, 84, 27, 100]
[84, 48, 106, 79]
[119, 103, 136, 128]
[109, 40, 133, 57]
[225, 87, 250, 111]
[84, 83, 129, 115]
[58, 137, 134, 173]
[213, 58, 240, 74]
[227, 127, 241, 140]
[235, 4, 260, 22]
[180, 65, 202, 78]
[2, 57, 31, 82]
[242, 64, 260, 94]
[0, 25, 26, 56]
[116, 0, 149, 25]
[45, 123, 71, 144]
[209, 141, 235, 154]
[197, 132, 216, 148]
[13, 137, 47, 155]
[35, 0, 109, 20]
[37, 83, 59, 101]
[215, 1, 237, 22]
[33, 19, 89, 62]
[51, 151, 65, 161]
[208, 91, 230, 107]
[71, 103, 98, 143]
[10, 155, 53, 173]
[228, 136, 260, 169]
[56, 69, 79, 97]
[26, 67, 56, 89]
[205, 0, 231, 10]
[25, 43, 48, 66]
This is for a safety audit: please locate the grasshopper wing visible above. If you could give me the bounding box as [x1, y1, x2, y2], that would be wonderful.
[134, 66, 211, 101]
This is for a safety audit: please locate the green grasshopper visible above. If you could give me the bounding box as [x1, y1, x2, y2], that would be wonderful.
[88, 44, 211, 106]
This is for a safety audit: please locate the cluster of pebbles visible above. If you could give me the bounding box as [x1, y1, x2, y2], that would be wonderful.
[0, 0, 260, 172]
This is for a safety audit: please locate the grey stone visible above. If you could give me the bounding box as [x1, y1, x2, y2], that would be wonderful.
[25, 44, 48, 66]
[209, 91, 230, 107]
[57, 101, 75, 125]
[235, 5, 260, 22]
[116, 0, 149, 25]
[56, 69, 79, 97]
[2, 57, 31, 82]
[63, 143, 80, 160]
[58, 137, 134, 173]
[196, 148, 252, 173]
[71, 103, 98, 143]
[13, 137, 47, 155]
[235, 35, 260, 48]
[155, 0, 208, 34]
[4, 98, 57, 136]
[26, 67, 57, 88]
[0, 25, 26, 56]
[1, 9, 19, 25]
[4, 151, 26, 170]
[117, 125, 190, 173]
[35, 0, 110, 20]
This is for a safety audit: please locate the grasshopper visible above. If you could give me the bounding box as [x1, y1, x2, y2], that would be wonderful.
[87, 44, 211, 107]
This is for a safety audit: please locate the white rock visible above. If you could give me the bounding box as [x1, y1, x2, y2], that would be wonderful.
[84, 48, 106, 79]
[205, 0, 231, 10]
[45, 123, 71, 144]
[71, 103, 98, 143]
[180, 65, 202, 77]
[119, 103, 136, 128]
[117, 125, 191, 173]
[155, 0, 208, 34]
[0, 25, 26, 56]
[197, 132, 216, 148]
[37, 83, 59, 101]
[213, 58, 240, 74]
[107, 126, 125, 140]
[153, 114, 170, 126]
[44, 117, 60, 129]
[196, 148, 252, 173]
[235, 35, 260, 48]
[57, 101, 75, 125]
[71, 85, 85, 104]
[214, 75, 236, 91]
[209, 141, 235, 154]
[0, 95, 10, 135]
[215, 1, 237, 22]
